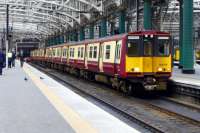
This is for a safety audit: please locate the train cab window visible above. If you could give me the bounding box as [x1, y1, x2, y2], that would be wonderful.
[105, 45, 111, 59]
[157, 37, 170, 56]
[127, 41, 139, 56]
[144, 38, 153, 56]
[93, 46, 97, 58]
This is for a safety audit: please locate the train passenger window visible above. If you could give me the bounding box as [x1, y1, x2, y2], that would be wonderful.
[127, 41, 139, 56]
[70, 48, 73, 57]
[144, 39, 153, 56]
[157, 38, 170, 56]
[81, 47, 84, 58]
[78, 47, 81, 58]
[93, 46, 97, 58]
[72, 48, 75, 57]
[105, 45, 111, 59]
[89, 46, 93, 58]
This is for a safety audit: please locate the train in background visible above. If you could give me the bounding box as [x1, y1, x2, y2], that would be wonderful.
[173, 48, 200, 63]
[30, 31, 172, 94]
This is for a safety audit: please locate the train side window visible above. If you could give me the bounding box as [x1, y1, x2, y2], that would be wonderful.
[78, 47, 81, 58]
[105, 45, 111, 59]
[81, 47, 84, 58]
[72, 48, 75, 57]
[70, 48, 73, 57]
[89, 46, 93, 58]
[93, 46, 97, 58]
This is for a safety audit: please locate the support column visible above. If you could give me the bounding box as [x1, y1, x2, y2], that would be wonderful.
[119, 10, 125, 34]
[100, 18, 107, 37]
[89, 25, 94, 39]
[80, 27, 85, 41]
[179, 0, 183, 68]
[182, 0, 195, 73]
[143, 0, 152, 30]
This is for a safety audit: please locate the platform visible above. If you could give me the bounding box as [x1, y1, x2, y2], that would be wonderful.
[0, 62, 139, 133]
[172, 64, 200, 87]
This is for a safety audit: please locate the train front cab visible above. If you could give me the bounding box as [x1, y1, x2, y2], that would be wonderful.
[125, 31, 172, 91]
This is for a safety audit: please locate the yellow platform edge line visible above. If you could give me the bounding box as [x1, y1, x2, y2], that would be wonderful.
[23, 66, 98, 133]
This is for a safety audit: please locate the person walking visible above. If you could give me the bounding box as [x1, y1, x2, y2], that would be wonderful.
[20, 53, 24, 68]
[8, 51, 12, 68]
[11, 51, 16, 67]
[0, 50, 5, 75]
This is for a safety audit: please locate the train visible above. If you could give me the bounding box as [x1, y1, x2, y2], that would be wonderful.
[30, 31, 172, 94]
[173, 48, 200, 62]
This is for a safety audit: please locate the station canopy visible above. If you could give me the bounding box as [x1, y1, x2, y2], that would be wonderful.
[0, 0, 199, 40]
[0, 0, 103, 39]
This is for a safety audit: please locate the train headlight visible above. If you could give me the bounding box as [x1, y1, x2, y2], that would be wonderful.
[134, 67, 140, 72]
[158, 68, 163, 72]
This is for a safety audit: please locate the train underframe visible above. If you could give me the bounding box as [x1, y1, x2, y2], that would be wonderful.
[33, 60, 169, 95]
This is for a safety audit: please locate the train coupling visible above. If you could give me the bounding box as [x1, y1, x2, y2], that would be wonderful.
[144, 85, 158, 91]
[143, 77, 158, 91]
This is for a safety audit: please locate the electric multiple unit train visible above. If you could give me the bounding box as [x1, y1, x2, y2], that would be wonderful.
[31, 31, 172, 94]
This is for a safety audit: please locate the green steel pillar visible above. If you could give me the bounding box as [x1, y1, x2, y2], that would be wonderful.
[143, 0, 152, 30]
[80, 27, 85, 41]
[89, 25, 94, 39]
[182, 0, 195, 73]
[119, 11, 125, 34]
[100, 18, 107, 37]
[110, 22, 115, 35]
[179, 0, 183, 68]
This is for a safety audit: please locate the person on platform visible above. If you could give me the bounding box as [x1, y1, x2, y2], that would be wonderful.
[11, 51, 16, 67]
[20, 53, 24, 68]
[0, 50, 5, 75]
[8, 51, 12, 68]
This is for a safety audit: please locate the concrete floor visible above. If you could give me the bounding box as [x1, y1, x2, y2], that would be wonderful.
[0, 65, 75, 133]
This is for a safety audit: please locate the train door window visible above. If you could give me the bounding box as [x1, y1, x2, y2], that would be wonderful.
[116, 41, 121, 59]
[157, 37, 170, 56]
[89, 46, 93, 58]
[81, 47, 84, 58]
[143, 38, 153, 56]
[93, 46, 97, 58]
[105, 45, 111, 59]
[78, 47, 81, 58]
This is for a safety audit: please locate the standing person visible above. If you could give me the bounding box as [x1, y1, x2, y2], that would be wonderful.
[0, 50, 5, 75]
[8, 51, 12, 68]
[11, 51, 16, 67]
[20, 53, 24, 68]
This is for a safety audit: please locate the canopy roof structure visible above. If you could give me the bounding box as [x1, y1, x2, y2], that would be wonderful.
[0, 0, 199, 40]
[0, 0, 106, 39]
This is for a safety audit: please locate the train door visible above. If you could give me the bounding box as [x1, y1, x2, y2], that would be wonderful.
[99, 43, 104, 72]
[114, 40, 122, 74]
[143, 37, 153, 73]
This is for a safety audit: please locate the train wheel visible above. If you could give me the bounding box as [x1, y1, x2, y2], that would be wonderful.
[120, 81, 133, 96]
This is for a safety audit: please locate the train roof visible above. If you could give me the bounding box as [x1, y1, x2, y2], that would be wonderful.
[46, 30, 170, 48]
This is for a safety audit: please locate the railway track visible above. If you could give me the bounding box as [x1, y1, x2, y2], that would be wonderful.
[30, 63, 200, 133]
